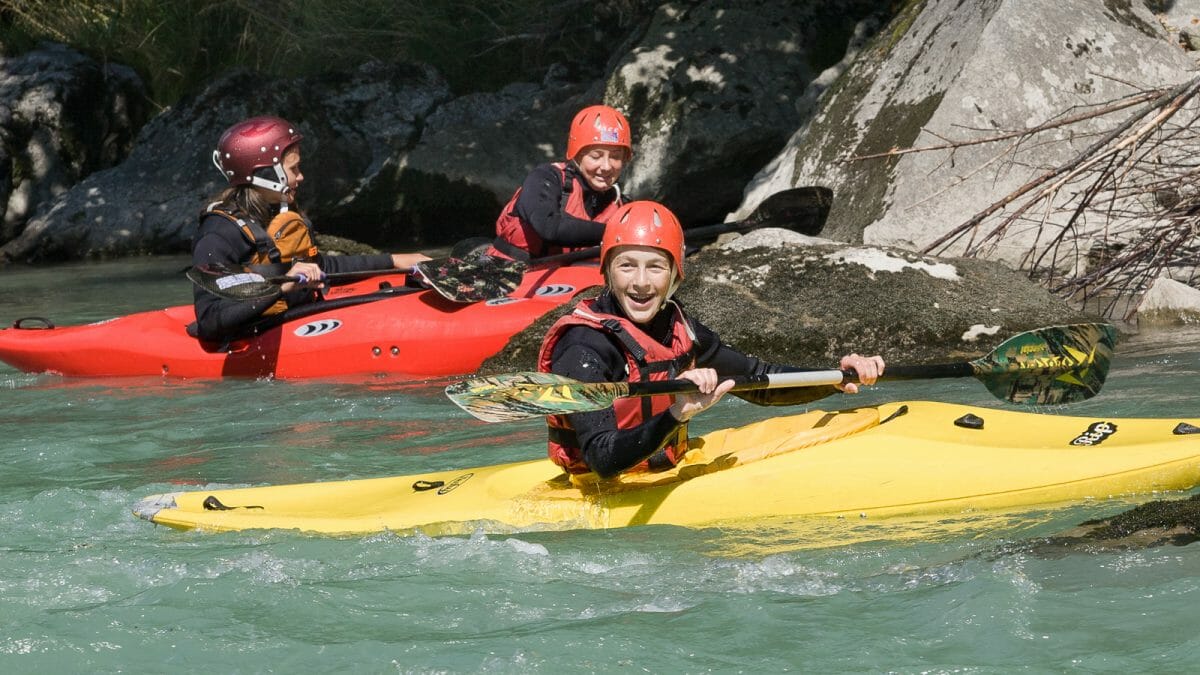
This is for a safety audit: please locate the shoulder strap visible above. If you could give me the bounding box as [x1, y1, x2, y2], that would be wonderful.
[206, 205, 280, 263]
[558, 162, 577, 211]
[599, 318, 648, 366]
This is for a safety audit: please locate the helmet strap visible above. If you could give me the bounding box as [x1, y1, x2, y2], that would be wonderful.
[663, 270, 681, 306]
[248, 163, 291, 207]
[211, 150, 227, 180]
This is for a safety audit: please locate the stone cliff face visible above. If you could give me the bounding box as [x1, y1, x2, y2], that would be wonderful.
[603, 0, 883, 225]
[0, 44, 147, 249]
[0, 62, 454, 262]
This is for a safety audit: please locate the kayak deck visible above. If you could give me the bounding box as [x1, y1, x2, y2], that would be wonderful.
[133, 401, 1200, 537]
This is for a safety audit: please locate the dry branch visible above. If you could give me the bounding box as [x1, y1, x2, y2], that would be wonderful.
[857, 75, 1200, 320]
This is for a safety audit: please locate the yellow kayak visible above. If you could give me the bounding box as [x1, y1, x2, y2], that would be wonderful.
[132, 401, 1200, 537]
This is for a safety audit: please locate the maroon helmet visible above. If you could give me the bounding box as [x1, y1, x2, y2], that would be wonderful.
[211, 116, 303, 195]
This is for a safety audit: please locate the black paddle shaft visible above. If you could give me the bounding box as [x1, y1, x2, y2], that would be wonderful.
[873, 362, 974, 381]
[525, 186, 833, 268]
[625, 374, 772, 397]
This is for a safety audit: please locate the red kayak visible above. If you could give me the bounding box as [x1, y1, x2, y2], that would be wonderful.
[0, 265, 601, 379]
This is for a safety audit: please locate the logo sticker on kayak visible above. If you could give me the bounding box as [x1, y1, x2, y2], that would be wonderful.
[437, 472, 473, 495]
[1071, 421, 1117, 446]
[535, 284, 575, 297]
[483, 285, 576, 306]
[294, 319, 343, 337]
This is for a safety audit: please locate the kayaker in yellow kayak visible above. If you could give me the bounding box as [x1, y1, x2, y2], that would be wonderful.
[538, 200, 885, 477]
[191, 115, 431, 341]
[486, 104, 631, 261]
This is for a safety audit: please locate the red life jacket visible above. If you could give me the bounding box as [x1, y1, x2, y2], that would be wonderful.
[536, 298, 696, 474]
[203, 204, 320, 315]
[489, 162, 623, 261]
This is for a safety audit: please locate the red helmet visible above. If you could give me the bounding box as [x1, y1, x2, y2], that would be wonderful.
[566, 105, 632, 160]
[601, 201, 685, 281]
[211, 115, 303, 194]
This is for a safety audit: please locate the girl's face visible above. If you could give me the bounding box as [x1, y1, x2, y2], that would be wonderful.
[258, 147, 304, 204]
[574, 145, 627, 192]
[606, 246, 674, 325]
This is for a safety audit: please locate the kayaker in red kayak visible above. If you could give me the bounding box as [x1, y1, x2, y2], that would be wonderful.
[486, 104, 631, 261]
[538, 200, 886, 477]
[191, 115, 432, 341]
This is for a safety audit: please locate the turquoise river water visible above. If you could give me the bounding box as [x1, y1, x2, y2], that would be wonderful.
[2, 256, 1199, 673]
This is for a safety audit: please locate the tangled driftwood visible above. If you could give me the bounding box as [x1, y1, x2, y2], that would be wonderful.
[855, 75, 1200, 321]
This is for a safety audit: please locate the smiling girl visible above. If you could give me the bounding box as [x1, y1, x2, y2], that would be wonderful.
[537, 201, 886, 477]
[488, 105, 632, 260]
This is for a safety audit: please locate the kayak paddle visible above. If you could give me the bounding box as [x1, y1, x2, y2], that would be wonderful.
[515, 185, 834, 269]
[188, 255, 524, 304]
[409, 256, 525, 302]
[446, 323, 1117, 423]
[190, 187, 829, 304]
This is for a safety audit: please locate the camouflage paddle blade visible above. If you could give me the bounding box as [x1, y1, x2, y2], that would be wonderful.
[446, 372, 631, 423]
[414, 257, 525, 303]
[973, 323, 1116, 405]
[187, 265, 279, 300]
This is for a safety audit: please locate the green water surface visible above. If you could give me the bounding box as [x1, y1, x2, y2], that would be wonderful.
[1, 256, 1198, 672]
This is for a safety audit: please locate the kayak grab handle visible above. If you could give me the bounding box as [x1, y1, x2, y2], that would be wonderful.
[12, 316, 55, 330]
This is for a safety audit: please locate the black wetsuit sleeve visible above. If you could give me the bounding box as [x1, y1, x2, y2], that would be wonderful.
[512, 164, 610, 247]
[190, 216, 395, 341]
[691, 319, 840, 406]
[191, 215, 281, 341]
[549, 326, 687, 478]
[316, 252, 395, 278]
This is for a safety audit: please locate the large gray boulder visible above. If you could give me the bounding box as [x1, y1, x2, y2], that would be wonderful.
[0, 43, 147, 246]
[735, 0, 1198, 266]
[480, 231, 1094, 374]
[0, 62, 451, 263]
[679, 232, 1095, 365]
